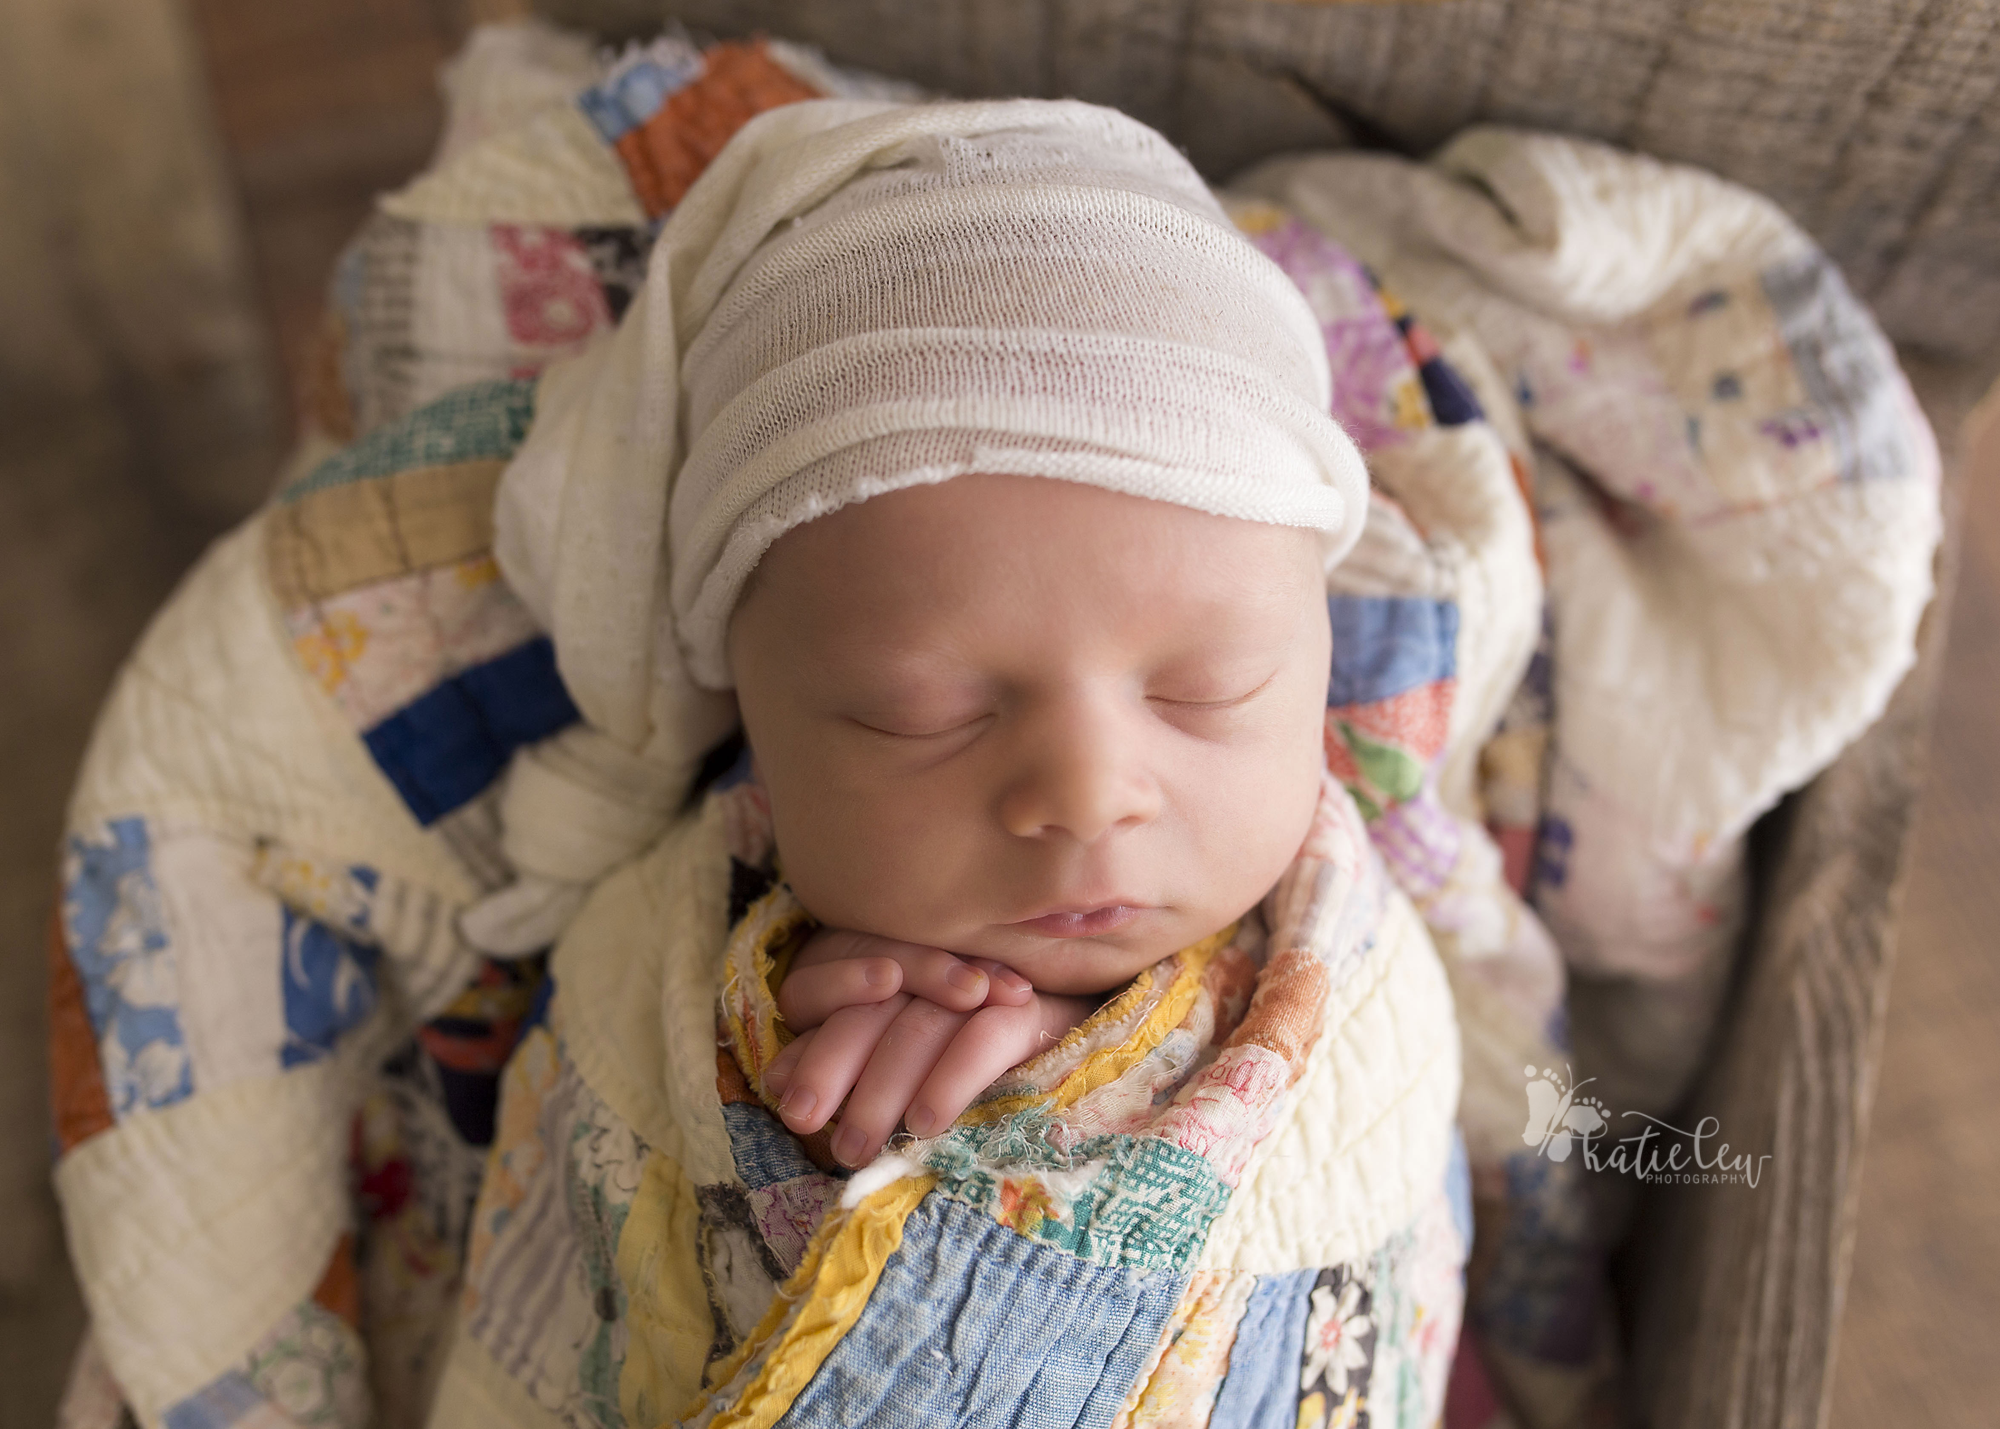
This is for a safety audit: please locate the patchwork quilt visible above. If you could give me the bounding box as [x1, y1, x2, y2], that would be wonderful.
[48, 20, 1937, 1429]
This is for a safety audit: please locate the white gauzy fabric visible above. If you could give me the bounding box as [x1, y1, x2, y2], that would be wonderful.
[468, 98, 1370, 955]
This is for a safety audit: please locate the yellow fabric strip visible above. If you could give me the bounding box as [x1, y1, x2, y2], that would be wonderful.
[964, 922, 1236, 1126]
[266, 458, 505, 608]
[617, 1153, 715, 1428]
[721, 890, 815, 1097]
[689, 1174, 935, 1429]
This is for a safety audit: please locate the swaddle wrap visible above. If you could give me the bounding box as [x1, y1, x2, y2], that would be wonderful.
[471, 98, 1372, 953]
[432, 760, 1464, 1429]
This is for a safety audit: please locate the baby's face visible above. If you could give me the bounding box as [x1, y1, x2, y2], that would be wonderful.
[728, 475, 1331, 997]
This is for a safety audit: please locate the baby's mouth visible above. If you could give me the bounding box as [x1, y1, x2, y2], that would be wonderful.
[1008, 904, 1146, 938]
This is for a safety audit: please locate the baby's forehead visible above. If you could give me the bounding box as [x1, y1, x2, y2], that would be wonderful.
[733, 474, 1324, 662]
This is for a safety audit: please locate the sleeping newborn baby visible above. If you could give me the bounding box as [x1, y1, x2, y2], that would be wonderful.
[465, 93, 1461, 1425]
[741, 472, 1332, 1168]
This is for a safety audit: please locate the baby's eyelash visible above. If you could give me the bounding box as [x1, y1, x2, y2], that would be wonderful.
[849, 713, 992, 740]
[1149, 670, 1280, 710]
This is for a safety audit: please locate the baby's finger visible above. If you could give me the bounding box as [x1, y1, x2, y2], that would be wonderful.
[964, 958, 1035, 1007]
[764, 1029, 814, 1093]
[870, 941, 993, 1013]
[775, 955, 902, 1031]
[831, 999, 967, 1167]
[777, 995, 908, 1135]
[902, 1004, 1047, 1138]
[792, 929, 992, 1014]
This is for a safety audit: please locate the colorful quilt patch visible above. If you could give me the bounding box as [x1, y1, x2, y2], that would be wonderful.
[1396, 306, 1484, 428]
[279, 908, 381, 1068]
[1231, 203, 1484, 450]
[280, 378, 535, 502]
[48, 901, 116, 1152]
[1326, 684, 1455, 825]
[251, 849, 381, 941]
[578, 35, 706, 144]
[573, 225, 651, 322]
[1210, 1267, 1319, 1427]
[416, 956, 548, 1146]
[1326, 596, 1458, 709]
[491, 224, 615, 350]
[162, 1298, 368, 1429]
[360, 635, 580, 825]
[269, 378, 577, 829]
[286, 555, 542, 731]
[269, 459, 504, 612]
[720, 1101, 824, 1191]
[927, 1130, 1234, 1275]
[462, 1027, 644, 1427]
[325, 213, 419, 438]
[775, 1194, 1186, 1429]
[59, 820, 406, 1122]
[1232, 207, 1431, 452]
[1364, 792, 1466, 903]
[607, 40, 822, 218]
[1117, 1269, 1261, 1427]
[61, 817, 193, 1118]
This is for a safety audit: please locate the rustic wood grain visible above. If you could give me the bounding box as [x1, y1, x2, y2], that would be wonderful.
[1620, 360, 1996, 1429]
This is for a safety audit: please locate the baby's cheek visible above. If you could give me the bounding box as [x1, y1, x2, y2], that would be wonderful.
[773, 782, 970, 942]
[1205, 728, 1326, 907]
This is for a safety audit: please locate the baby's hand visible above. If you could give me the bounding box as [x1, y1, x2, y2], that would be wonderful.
[766, 929, 1095, 1168]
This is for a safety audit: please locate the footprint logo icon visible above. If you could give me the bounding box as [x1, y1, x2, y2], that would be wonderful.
[1522, 1064, 1608, 1163]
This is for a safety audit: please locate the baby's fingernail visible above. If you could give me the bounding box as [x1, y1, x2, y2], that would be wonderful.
[780, 1087, 817, 1123]
[864, 960, 896, 988]
[832, 1124, 868, 1166]
[946, 963, 985, 994]
[906, 1106, 938, 1137]
[995, 969, 1031, 996]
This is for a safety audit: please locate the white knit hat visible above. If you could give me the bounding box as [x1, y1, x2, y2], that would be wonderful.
[469, 97, 1367, 954]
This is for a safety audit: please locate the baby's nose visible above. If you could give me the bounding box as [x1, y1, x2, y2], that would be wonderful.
[995, 703, 1163, 843]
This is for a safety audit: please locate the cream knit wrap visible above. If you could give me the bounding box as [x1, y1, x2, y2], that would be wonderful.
[466, 98, 1368, 954]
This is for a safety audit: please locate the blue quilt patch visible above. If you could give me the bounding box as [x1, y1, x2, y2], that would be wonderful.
[62, 817, 193, 1117]
[578, 45, 703, 142]
[162, 1372, 267, 1429]
[1209, 1267, 1318, 1428]
[723, 1101, 825, 1191]
[1326, 596, 1459, 708]
[279, 908, 381, 1068]
[778, 1195, 1184, 1429]
[1418, 356, 1484, 426]
[361, 636, 580, 824]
